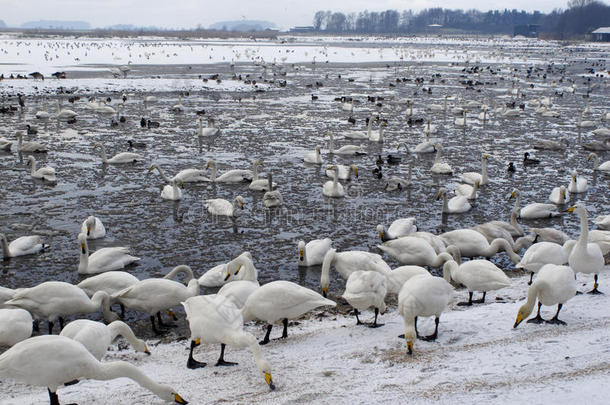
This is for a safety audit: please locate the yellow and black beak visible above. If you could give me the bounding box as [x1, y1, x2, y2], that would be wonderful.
[144, 346, 151, 355]
[93, 144, 98, 150]
[179, 181, 184, 189]
[235, 264, 243, 275]
[407, 340, 413, 355]
[322, 286, 328, 298]
[513, 314, 523, 329]
[483, 154, 488, 159]
[148, 165, 155, 172]
[86, 226, 91, 236]
[436, 191, 442, 200]
[378, 232, 384, 241]
[299, 250, 304, 261]
[174, 393, 188, 404]
[354, 168, 359, 178]
[568, 206, 575, 213]
[509, 191, 516, 199]
[265, 372, 276, 391]
[80, 243, 87, 255]
[224, 269, 231, 281]
[195, 338, 201, 346]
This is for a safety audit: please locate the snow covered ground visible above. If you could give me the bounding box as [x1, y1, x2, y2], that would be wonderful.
[2, 271, 609, 404]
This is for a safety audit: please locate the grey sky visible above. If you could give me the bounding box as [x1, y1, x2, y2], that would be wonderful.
[2, 1, 570, 29]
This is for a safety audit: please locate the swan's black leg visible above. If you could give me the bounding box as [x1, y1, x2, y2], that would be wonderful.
[120, 304, 126, 319]
[281, 318, 289, 339]
[48, 321, 54, 335]
[49, 389, 60, 405]
[150, 315, 162, 335]
[472, 291, 487, 304]
[527, 301, 545, 324]
[588, 274, 603, 295]
[421, 316, 440, 341]
[33, 319, 40, 333]
[368, 308, 384, 328]
[458, 291, 474, 306]
[354, 309, 363, 325]
[187, 340, 206, 369]
[545, 304, 567, 325]
[528, 272, 534, 285]
[259, 324, 273, 345]
[215, 343, 238, 366]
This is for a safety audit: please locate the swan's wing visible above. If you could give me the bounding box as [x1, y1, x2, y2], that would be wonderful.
[205, 199, 233, 216]
[9, 236, 43, 254]
[388, 218, 417, 237]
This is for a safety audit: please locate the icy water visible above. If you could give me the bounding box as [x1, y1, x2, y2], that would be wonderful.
[0, 38, 608, 327]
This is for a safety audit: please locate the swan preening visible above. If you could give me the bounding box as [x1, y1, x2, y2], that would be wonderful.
[298, 238, 332, 267]
[377, 218, 417, 241]
[81, 216, 106, 239]
[0, 233, 48, 259]
[0, 335, 188, 404]
[205, 196, 245, 216]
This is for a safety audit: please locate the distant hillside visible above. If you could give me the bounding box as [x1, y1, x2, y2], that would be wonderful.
[0, 20, 6, 28]
[208, 20, 277, 32]
[21, 20, 91, 30]
[104, 24, 161, 31]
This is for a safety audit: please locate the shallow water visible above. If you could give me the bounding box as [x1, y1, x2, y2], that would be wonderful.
[0, 39, 608, 328]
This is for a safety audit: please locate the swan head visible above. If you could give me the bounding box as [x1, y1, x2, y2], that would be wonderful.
[77, 232, 87, 255]
[349, 164, 359, 178]
[482, 154, 488, 160]
[567, 205, 584, 216]
[234, 196, 245, 209]
[588, 152, 597, 162]
[436, 188, 446, 200]
[148, 164, 157, 172]
[85, 216, 96, 235]
[571, 170, 578, 181]
[513, 303, 531, 328]
[206, 159, 216, 169]
[26, 155, 35, 165]
[376, 225, 386, 241]
[509, 188, 520, 199]
[298, 240, 305, 262]
[156, 385, 189, 404]
[315, 145, 321, 154]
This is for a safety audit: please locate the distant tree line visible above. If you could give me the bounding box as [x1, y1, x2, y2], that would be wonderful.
[312, 0, 610, 38]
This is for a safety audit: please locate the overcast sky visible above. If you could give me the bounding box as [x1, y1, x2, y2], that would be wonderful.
[2, 0, 571, 29]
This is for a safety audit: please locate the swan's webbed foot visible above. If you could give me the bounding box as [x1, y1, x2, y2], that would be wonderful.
[216, 359, 238, 367]
[526, 315, 545, 324]
[588, 282, 603, 295]
[545, 317, 567, 326]
[419, 333, 438, 342]
[457, 301, 473, 306]
[187, 358, 207, 369]
[472, 292, 487, 304]
[368, 322, 384, 328]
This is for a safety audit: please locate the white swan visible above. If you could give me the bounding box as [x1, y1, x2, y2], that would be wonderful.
[198, 252, 255, 287]
[460, 153, 488, 185]
[0, 335, 188, 404]
[342, 271, 386, 327]
[411, 232, 447, 253]
[510, 188, 560, 219]
[439, 229, 521, 263]
[513, 264, 576, 327]
[368, 121, 386, 142]
[182, 294, 275, 390]
[16, 131, 47, 153]
[516, 240, 576, 284]
[248, 159, 275, 191]
[328, 131, 366, 155]
[320, 249, 392, 296]
[471, 222, 533, 251]
[454, 180, 480, 200]
[437, 188, 471, 213]
[80, 215, 106, 239]
[94, 143, 143, 164]
[594, 214, 610, 230]
[325, 164, 358, 180]
[149, 163, 209, 184]
[55, 99, 77, 121]
[568, 170, 588, 193]
[60, 319, 149, 361]
[6, 281, 118, 334]
[35, 102, 50, 120]
[486, 206, 524, 237]
[454, 110, 467, 127]
[113, 265, 200, 334]
[588, 153, 610, 172]
[376, 218, 417, 241]
[0, 308, 32, 346]
[0, 137, 11, 151]
[262, 173, 283, 208]
[78, 233, 140, 275]
[343, 117, 373, 139]
[198, 117, 221, 137]
[77, 271, 140, 316]
[171, 94, 185, 113]
[160, 179, 183, 201]
[303, 146, 322, 164]
[241, 280, 336, 344]
[26, 156, 56, 182]
[398, 274, 453, 355]
[590, 230, 610, 255]
[533, 138, 568, 150]
[205, 196, 245, 216]
[412, 133, 436, 153]
[322, 165, 344, 198]
[0, 233, 47, 258]
[207, 159, 253, 182]
[549, 185, 570, 204]
[297, 238, 332, 267]
[378, 237, 460, 267]
[431, 144, 452, 174]
[442, 259, 510, 305]
[568, 205, 605, 294]
[529, 227, 571, 244]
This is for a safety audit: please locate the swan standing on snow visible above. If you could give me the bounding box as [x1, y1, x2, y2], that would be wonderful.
[262, 173, 283, 208]
[460, 153, 488, 185]
[568, 205, 605, 294]
[6, 281, 118, 334]
[588, 153, 610, 172]
[437, 188, 471, 213]
[94, 143, 143, 164]
[77, 233, 140, 275]
[81, 215, 106, 239]
[241, 280, 336, 344]
[342, 271, 386, 327]
[60, 319, 149, 360]
[16, 131, 47, 153]
[297, 238, 333, 267]
[0, 335, 188, 405]
[205, 195, 245, 217]
[513, 264, 576, 327]
[327, 131, 366, 155]
[113, 265, 200, 334]
[0, 308, 32, 346]
[568, 170, 588, 193]
[398, 275, 453, 355]
[442, 259, 510, 305]
[304, 146, 322, 164]
[516, 240, 576, 284]
[182, 295, 276, 390]
[0, 233, 48, 259]
[26, 156, 56, 182]
[323, 165, 345, 197]
[431, 144, 452, 174]
[206, 159, 253, 182]
[376, 218, 417, 241]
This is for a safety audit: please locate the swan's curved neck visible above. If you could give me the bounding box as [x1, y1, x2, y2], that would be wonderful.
[522, 283, 540, 318]
[367, 117, 373, 135]
[79, 238, 89, 270]
[320, 250, 336, 290]
[233, 256, 257, 281]
[29, 159, 37, 175]
[98, 145, 108, 162]
[332, 169, 338, 186]
[164, 265, 194, 283]
[431, 251, 453, 267]
[442, 260, 458, 283]
[441, 193, 448, 214]
[107, 320, 140, 346]
[0, 235, 10, 257]
[489, 238, 520, 264]
[92, 361, 172, 400]
[208, 161, 217, 181]
[152, 166, 171, 183]
[90, 291, 114, 322]
[576, 210, 590, 246]
[252, 161, 260, 181]
[171, 181, 180, 198]
[468, 182, 478, 199]
[512, 193, 521, 211]
[434, 148, 441, 164]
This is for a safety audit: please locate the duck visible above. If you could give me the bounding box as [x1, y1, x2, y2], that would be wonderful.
[378, 238, 460, 268]
[431, 144, 452, 174]
[568, 170, 588, 193]
[510, 188, 560, 219]
[16, 131, 47, 153]
[437, 188, 471, 214]
[549, 185, 570, 204]
[206, 159, 253, 182]
[149, 163, 209, 184]
[304, 146, 323, 164]
[454, 180, 480, 200]
[0, 308, 32, 346]
[439, 229, 521, 263]
[523, 152, 540, 165]
[113, 265, 200, 334]
[241, 280, 336, 344]
[460, 153, 488, 185]
[320, 249, 392, 296]
[442, 259, 511, 305]
[77, 271, 140, 317]
[60, 319, 149, 361]
[55, 99, 77, 121]
[0, 335, 188, 405]
[322, 165, 345, 198]
[79, 216, 106, 240]
[533, 138, 568, 150]
[594, 214, 610, 230]
[568, 205, 605, 294]
[77, 233, 140, 275]
[328, 131, 366, 155]
[262, 173, 283, 208]
[26, 156, 56, 182]
[6, 281, 118, 334]
[297, 238, 333, 267]
[205, 196, 245, 217]
[0, 233, 47, 259]
[516, 240, 577, 284]
[160, 179, 183, 201]
[325, 164, 358, 180]
[588, 153, 610, 171]
[398, 274, 453, 355]
[513, 264, 576, 327]
[94, 143, 143, 164]
[198, 252, 255, 287]
[342, 271, 387, 327]
[376, 218, 417, 241]
[507, 162, 516, 173]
